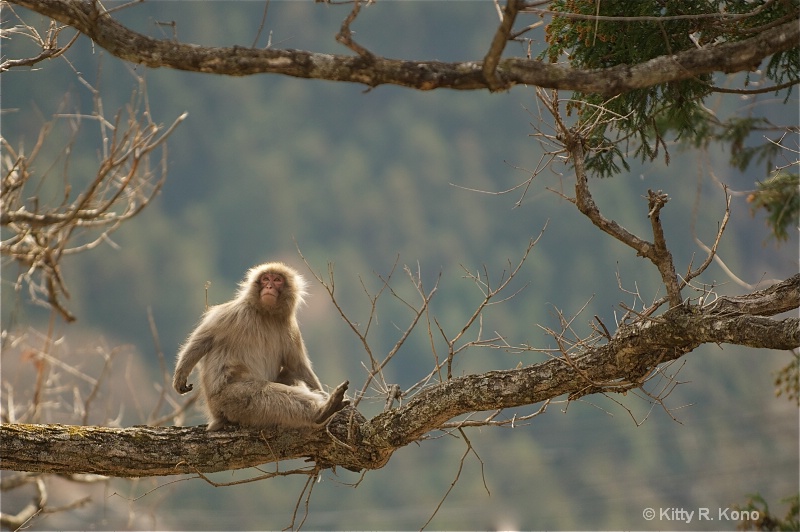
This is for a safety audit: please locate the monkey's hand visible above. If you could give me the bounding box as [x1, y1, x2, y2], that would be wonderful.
[173, 375, 194, 394]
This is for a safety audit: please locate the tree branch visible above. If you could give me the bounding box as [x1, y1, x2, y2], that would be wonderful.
[705, 273, 800, 316]
[1, 68, 185, 322]
[645, 190, 682, 307]
[2, 275, 797, 477]
[567, 128, 655, 257]
[482, 0, 520, 91]
[9, 0, 799, 95]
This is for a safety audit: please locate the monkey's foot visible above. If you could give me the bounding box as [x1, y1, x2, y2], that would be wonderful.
[207, 419, 226, 431]
[315, 380, 350, 424]
[206, 415, 237, 431]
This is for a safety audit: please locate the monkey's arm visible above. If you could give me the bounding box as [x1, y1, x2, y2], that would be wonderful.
[285, 338, 323, 392]
[295, 363, 323, 392]
[173, 331, 213, 394]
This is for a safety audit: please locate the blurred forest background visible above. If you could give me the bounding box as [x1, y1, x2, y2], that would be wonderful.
[1, 1, 798, 530]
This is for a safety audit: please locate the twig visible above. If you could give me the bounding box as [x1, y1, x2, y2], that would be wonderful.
[251, 0, 271, 48]
[335, 0, 373, 58]
[0, 6, 81, 72]
[421, 428, 485, 530]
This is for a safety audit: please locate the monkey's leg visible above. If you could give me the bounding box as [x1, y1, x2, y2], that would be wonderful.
[210, 380, 333, 430]
[275, 367, 301, 387]
[314, 380, 350, 424]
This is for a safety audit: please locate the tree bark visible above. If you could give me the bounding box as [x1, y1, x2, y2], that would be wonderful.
[2, 275, 797, 478]
[10, 0, 800, 95]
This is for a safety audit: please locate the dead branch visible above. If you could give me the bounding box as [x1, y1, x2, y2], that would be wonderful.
[1, 73, 186, 321]
[439, 230, 543, 379]
[335, 0, 373, 59]
[0, 4, 80, 72]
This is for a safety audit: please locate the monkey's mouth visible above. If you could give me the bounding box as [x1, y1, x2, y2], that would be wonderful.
[260, 288, 278, 303]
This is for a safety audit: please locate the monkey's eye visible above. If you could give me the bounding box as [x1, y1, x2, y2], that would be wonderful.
[259, 273, 284, 285]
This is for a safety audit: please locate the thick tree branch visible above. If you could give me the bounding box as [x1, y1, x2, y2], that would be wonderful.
[9, 0, 799, 95]
[705, 273, 800, 316]
[0, 408, 385, 477]
[2, 275, 797, 477]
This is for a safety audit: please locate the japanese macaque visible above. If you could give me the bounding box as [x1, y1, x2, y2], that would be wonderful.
[173, 262, 349, 431]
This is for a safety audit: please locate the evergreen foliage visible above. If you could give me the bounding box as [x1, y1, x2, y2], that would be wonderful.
[736, 493, 800, 531]
[541, 0, 799, 241]
[747, 173, 800, 242]
[542, 0, 799, 183]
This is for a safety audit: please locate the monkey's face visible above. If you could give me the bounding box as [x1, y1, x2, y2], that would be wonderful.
[259, 272, 285, 307]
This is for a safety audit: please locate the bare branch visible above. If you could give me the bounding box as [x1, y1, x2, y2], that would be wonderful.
[442, 229, 544, 378]
[537, 90, 689, 308]
[421, 428, 484, 530]
[482, 0, 520, 91]
[10, 0, 799, 95]
[686, 187, 732, 286]
[335, 0, 373, 58]
[0, 4, 80, 72]
[0, 273, 797, 478]
[645, 189, 682, 306]
[1, 72, 186, 320]
[0, 477, 46, 530]
[710, 78, 800, 95]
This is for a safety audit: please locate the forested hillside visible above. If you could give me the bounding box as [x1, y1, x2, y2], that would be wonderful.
[1, 2, 797, 530]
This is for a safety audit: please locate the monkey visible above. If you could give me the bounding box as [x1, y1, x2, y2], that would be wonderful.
[173, 261, 349, 431]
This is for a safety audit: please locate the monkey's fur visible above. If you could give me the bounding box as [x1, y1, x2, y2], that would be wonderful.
[173, 262, 349, 431]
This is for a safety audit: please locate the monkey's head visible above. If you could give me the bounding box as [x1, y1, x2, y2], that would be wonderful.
[239, 262, 307, 317]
